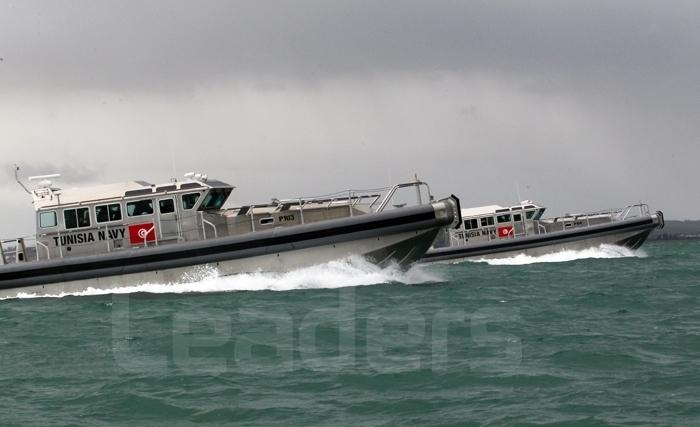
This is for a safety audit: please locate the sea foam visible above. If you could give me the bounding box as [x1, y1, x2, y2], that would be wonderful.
[4, 256, 442, 300]
[470, 244, 646, 266]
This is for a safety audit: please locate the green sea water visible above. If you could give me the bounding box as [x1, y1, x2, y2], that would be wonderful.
[1, 241, 699, 426]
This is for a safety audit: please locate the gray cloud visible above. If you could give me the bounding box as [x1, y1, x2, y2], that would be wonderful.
[1, 1, 698, 90]
[0, 1, 698, 236]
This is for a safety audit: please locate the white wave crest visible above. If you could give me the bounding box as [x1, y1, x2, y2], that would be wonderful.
[4, 256, 443, 300]
[470, 244, 646, 266]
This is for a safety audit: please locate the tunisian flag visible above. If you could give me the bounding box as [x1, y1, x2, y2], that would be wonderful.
[128, 222, 156, 244]
[497, 225, 513, 239]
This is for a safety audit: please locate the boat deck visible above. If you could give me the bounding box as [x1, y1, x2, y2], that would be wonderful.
[0, 180, 436, 266]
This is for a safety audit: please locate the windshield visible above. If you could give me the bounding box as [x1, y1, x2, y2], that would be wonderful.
[199, 188, 232, 210]
[533, 208, 545, 220]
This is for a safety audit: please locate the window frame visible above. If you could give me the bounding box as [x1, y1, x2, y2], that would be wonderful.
[259, 217, 275, 225]
[39, 211, 58, 229]
[199, 188, 232, 211]
[95, 203, 123, 224]
[496, 214, 512, 224]
[63, 207, 92, 230]
[181, 192, 201, 211]
[126, 199, 155, 217]
[159, 198, 176, 215]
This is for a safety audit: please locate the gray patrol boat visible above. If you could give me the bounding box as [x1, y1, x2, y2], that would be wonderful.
[0, 169, 461, 297]
[423, 200, 663, 263]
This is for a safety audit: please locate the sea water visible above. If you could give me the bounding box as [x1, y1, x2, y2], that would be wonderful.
[1, 242, 699, 425]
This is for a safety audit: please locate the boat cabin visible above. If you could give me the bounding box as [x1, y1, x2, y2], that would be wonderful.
[29, 175, 235, 259]
[1, 173, 433, 263]
[433, 198, 652, 250]
[441, 201, 546, 246]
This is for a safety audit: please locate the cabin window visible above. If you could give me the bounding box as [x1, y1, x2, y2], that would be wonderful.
[496, 214, 511, 224]
[108, 204, 122, 221]
[479, 217, 495, 226]
[513, 214, 522, 222]
[39, 211, 57, 228]
[199, 188, 232, 210]
[464, 219, 479, 230]
[64, 207, 91, 229]
[259, 217, 274, 225]
[525, 210, 535, 220]
[159, 199, 176, 214]
[96, 203, 122, 223]
[126, 200, 154, 217]
[182, 193, 200, 210]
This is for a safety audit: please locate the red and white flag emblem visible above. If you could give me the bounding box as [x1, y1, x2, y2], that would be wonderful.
[128, 223, 156, 244]
[497, 225, 513, 238]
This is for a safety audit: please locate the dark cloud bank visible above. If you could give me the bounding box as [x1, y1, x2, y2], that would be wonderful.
[0, 1, 697, 236]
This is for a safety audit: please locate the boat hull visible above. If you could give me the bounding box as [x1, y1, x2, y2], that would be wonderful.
[422, 212, 662, 263]
[0, 198, 460, 298]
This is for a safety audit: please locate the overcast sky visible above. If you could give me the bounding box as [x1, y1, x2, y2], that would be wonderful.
[0, 1, 698, 237]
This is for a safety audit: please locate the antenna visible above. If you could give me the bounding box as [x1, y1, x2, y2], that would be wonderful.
[13, 164, 31, 194]
[170, 151, 177, 182]
[28, 174, 61, 181]
[413, 172, 423, 205]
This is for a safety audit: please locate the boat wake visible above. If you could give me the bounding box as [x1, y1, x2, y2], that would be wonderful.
[470, 244, 646, 266]
[4, 256, 443, 300]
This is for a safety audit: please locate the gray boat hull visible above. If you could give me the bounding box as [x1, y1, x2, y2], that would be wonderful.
[422, 212, 662, 263]
[0, 197, 460, 298]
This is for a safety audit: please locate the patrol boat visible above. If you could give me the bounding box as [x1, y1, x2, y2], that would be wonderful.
[0, 170, 461, 297]
[423, 200, 663, 263]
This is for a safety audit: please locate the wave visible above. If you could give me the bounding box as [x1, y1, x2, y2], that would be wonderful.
[470, 244, 646, 266]
[4, 256, 443, 300]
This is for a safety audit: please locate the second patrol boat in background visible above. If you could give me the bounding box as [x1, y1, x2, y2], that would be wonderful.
[423, 200, 663, 263]
[0, 169, 461, 297]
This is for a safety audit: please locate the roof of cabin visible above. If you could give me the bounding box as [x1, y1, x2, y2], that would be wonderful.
[461, 205, 508, 218]
[43, 181, 151, 206]
[461, 202, 545, 218]
[31, 179, 233, 210]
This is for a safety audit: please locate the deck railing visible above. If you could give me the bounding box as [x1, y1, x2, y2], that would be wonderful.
[245, 181, 432, 229]
[1, 235, 51, 263]
[273, 181, 432, 215]
[448, 203, 653, 246]
[1, 181, 433, 266]
[0, 221, 161, 265]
